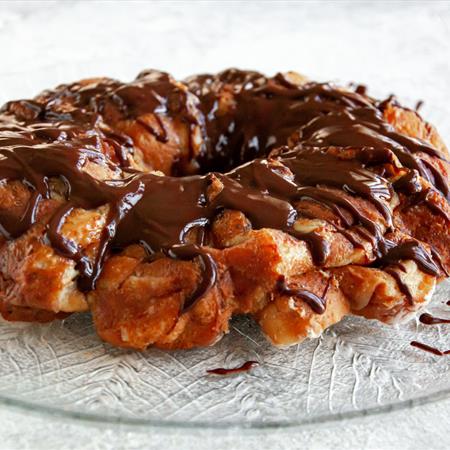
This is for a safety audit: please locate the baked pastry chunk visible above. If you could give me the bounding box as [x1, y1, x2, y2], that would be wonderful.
[0, 69, 448, 349]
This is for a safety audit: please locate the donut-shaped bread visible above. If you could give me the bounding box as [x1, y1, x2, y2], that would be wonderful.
[0, 69, 448, 349]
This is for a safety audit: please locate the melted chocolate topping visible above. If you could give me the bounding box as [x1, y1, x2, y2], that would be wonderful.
[276, 276, 327, 314]
[206, 360, 258, 375]
[410, 340, 450, 356]
[0, 69, 447, 312]
[419, 313, 450, 325]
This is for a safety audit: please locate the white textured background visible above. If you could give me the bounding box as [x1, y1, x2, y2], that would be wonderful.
[0, 1, 449, 449]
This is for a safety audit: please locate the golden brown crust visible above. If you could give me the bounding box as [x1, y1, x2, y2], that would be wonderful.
[334, 262, 435, 323]
[89, 246, 234, 350]
[0, 224, 87, 313]
[385, 104, 450, 275]
[255, 270, 350, 346]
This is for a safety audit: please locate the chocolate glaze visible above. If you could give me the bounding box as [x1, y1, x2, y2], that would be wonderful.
[0, 69, 447, 312]
[419, 313, 450, 325]
[376, 240, 442, 302]
[276, 276, 327, 314]
[206, 360, 258, 375]
[354, 84, 368, 96]
[377, 240, 441, 276]
[415, 100, 424, 112]
[410, 340, 450, 356]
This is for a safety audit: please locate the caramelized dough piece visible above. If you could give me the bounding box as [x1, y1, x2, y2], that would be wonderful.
[383, 103, 449, 158]
[0, 302, 70, 323]
[0, 224, 87, 313]
[255, 270, 350, 346]
[394, 201, 450, 276]
[0, 181, 107, 315]
[89, 246, 234, 350]
[100, 70, 206, 175]
[385, 103, 450, 274]
[334, 261, 436, 324]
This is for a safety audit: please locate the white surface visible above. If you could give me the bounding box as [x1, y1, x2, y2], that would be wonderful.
[0, 1, 449, 448]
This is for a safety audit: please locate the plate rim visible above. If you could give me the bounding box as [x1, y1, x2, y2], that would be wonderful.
[0, 383, 449, 431]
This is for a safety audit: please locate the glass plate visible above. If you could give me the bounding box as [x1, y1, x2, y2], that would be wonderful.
[0, 0, 449, 431]
[0, 280, 448, 429]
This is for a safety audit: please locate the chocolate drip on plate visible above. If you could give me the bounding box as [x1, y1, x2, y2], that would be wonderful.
[419, 313, 450, 325]
[410, 341, 450, 356]
[206, 360, 259, 375]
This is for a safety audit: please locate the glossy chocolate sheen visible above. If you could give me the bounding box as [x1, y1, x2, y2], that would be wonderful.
[0, 69, 447, 312]
[410, 340, 450, 356]
[419, 313, 450, 325]
[206, 360, 259, 375]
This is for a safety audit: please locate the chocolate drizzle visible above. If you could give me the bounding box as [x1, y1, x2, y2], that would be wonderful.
[163, 244, 217, 312]
[277, 276, 327, 314]
[410, 341, 450, 356]
[206, 360, 258, 375]
[0, 69, 447, 312]
[377, 240, 441, 276]
[415, 100, 424, 112]
[419, 313, 450, 325]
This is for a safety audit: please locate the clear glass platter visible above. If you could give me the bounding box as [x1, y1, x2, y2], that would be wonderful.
[0, 0, 449, 431]
[0, 280, 448, 429]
